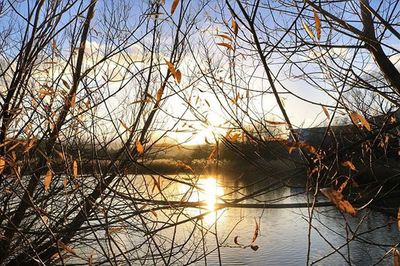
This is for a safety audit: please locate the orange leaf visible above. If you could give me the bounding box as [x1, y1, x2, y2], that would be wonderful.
[164, 59, 181, 83]
[350, 111, 371, 131]
[215, 34, 233, 42]
[337, 176, 349, 193]
[44, 170, 52, 192]
[72, 160, 78, 178]
[0, 156, 5, 174]
[342, 160, 357, 171]
[230, 133, 240, 142]
[156, 87, 164, 102]
[171, 0, 179, 15]
[232, 19, 238, 35]
[136, 140, 144, 155]
[176, 161, 194, 172]
[313, 9, 321, 40]
[175, 69, 182, 84]
[320, 188, 357, 216]
[217, 42, 233, 50]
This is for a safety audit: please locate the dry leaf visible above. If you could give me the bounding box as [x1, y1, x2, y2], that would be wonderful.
[250, 244, 259, 251]
[156, 87, 164, 102]
[175, 69, 182, 84]
[252, 218, 259, 243]
[57, 241, 76, 256]
[303, 21, 315, 39]
[0, 156, 5, 174]
[44, 170, 52, 192]
[176, 161, 194, 172]
[171, 0, 179, 15]
[70, 93, 76, 110]
[342, 160, 357, 171]
[62, 79, 70, 90]
[230, 133, 240, 142]
[72, 160, 78, 178]
[322, 106, 330, 120]
[265, 120, 287, 126]
[394, 248, 400, 266]
[119, 119, 130, 132]
[337, 177, 349, 193]
[164, 59, 181, 83]
[217, 42, 233, 50]
[232, 19, 238, 35]
[320, 188, 357, 216]
[215, 34, 233, 42]
[350, 111, 371, 131]
[314, 9, 321, 40]
[208, 146, 218, 161]
[136, 140, 144, 155]
[397, 208, 400, 231]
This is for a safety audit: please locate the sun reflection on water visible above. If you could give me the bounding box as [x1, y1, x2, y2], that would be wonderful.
[179, 176, 225, 224]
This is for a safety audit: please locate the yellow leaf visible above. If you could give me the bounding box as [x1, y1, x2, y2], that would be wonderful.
[0, 156, 5, 174]
[217, 42, 233, 50]
[322, 106, 330, 120]
[320, 188, 357, 216]
[136, 139, 144, 154]
[232, 19, 238, 35]
[171, 0, 179, 15]
[303, 21, 315, 39]
[72, 160, 78, 178]
[350, 111, 371, 131]
[342, 160, 357, 171]
[265, 120, 287, 126]
[44, 170, 52, 192]
[313, 9, 321, 40]
[215, 34, 233, 42]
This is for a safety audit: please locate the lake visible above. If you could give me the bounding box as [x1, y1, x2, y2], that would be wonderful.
[95, 174, 400, 265]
